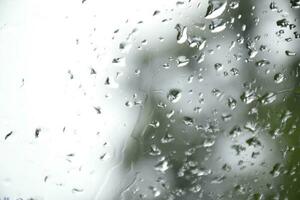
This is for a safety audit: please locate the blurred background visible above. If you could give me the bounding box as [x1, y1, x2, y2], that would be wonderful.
[0, 0, 299, 199]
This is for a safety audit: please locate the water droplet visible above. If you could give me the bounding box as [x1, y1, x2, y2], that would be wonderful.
[161, 133, 175, 143]
[229, 1, 239, 9]
[188, 36, 206, 50]
[248, 49, 258, 58]
[222, 113, 232, 121]
[166, 109, 175, 118]
[229, 68, 239, 76]
[246, 137, 262, 147]
[203, 138, 215, 147]
[276, 19, 289, 28]
[193, 106, 202, 113]
[149, 186, 161, 197]
[240, 90, 257, 104]
[290, 0, 300, 8]
[269, 2, 278, 11]
[229, 126, 242, 137]
[153, 10, 160, 16]
[119, 42, 131, 52]
[167, 89, 182, 103]
[270, 163, 282, 177]
[149, 120, 160, 128]
[35, 128, 41, 138]
[244, 121, 257, 132]
[104, 76, 119, 88]
[214, 63, 223, 71]
[256, 59, 270, 67]
[197, 52, 205, 63]
[149, 144, 161, 156]
[231, 144, 246, 155]
[211, 175, 226, 184]
[176, 56, 190, 67]
[125, 101, 133, 107]
[274, 73, 284, 83]
[155, 159, 169, 173]
[4, 131, 13, 140]
[175, 24, 188, 44]
[176, 1, 185, 6]
[205, 0, 228, 19]
[94, 106, 101, 114]
[183, 116, 194, 126]
[209, 19, 226, 33]
[285, 50, 296, 56]
[222, 164, 232, 172]
[259, 92, 277, 105]
[112, 57, 126, 66]
[72, 188, 84, 193]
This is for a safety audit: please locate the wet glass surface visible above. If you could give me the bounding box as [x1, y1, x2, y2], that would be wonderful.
[0, 0, 299, 199]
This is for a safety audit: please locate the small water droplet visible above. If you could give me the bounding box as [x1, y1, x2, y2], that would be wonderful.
[176, 56, 190, 67]
[183, 116, 194, 126]
[149, 120, 160, 128]
[246, 137, 261, 147]
[119, 42, 131, 53]
[125, 101, 133, 107]
[205, 0, 228, 19]
[270, 163, 281, 177]
[274, 73, 284, 83]
[209, 19, 226, 33]
[248, 49, 258, 58]
[259, 92, 277, 105]
[269, 1, 278, 11]
[203, 138, 215, 147]
[155, 159, 169, 173]
[167, 89, 182, 103]
[149, 144, 161, 156]
[285, 50, 296, 56]
[153, 10, 160, 16]
[229, 1, 239, 9]
[161, 133, 175, 143]
[188, 36, 206, 50]
[229, 126, 242, 137]
[211, 175, 226, 184]
[256, 59, 270, 67]
[112, 57, 126, 67]
[241, 90, 257, 104]
[276, 19, 289, 28]
[175, 24, 188, 44]
[197, 52, 205, 63]
[244, 121, 257, 132]
[166, 109, 175, 118]
[214, 63, 223, 71]
[222, 164, 232, 172]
